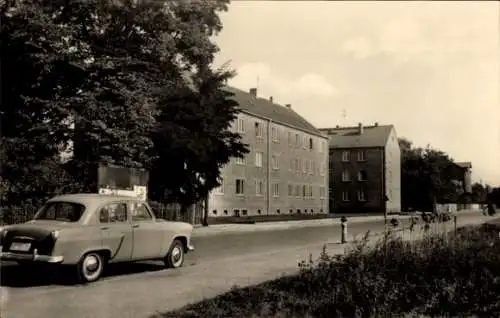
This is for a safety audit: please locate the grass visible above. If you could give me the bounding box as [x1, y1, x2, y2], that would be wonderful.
[156, 217, 500, 318]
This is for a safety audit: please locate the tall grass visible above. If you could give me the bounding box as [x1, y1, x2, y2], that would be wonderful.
[158, 220, 500, 318]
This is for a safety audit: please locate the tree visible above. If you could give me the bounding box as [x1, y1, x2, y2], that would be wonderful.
[399, 138, 462, 212]
[149, 67, 249, 214]
[1, 0, 244, 218]
[471, 183, 488, 203]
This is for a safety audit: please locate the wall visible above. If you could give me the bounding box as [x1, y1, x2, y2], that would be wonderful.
[384, 127, 402, 213]
[208, 112, 329, 217]
[329, 147, 384, 213]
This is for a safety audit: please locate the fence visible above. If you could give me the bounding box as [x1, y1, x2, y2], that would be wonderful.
[1, 201, 205, 226]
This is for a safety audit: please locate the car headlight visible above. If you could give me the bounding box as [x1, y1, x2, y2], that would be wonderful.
[51, 230, 60, 240]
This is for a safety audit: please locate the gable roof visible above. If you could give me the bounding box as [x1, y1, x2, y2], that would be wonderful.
[455, 162, 472, 169]
[318, 124, 394, 149]
[224, 86, 326, 138]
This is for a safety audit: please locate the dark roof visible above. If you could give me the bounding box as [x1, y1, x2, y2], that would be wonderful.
[224, 87, 326, 138]
[455, 162, 472, 169]
[318, 124, 394, 148]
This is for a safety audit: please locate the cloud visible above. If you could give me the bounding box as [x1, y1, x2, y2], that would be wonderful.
[228, 62, 338, 101]
[341, 7, 499, 65]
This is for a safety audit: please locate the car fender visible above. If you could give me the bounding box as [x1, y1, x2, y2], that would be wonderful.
[158, 222, 192, 256]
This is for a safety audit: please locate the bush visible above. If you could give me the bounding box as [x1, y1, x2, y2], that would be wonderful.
[158, 223, 500, 318]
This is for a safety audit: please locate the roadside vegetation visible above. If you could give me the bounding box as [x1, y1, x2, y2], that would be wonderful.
[158, 217, 500, 318]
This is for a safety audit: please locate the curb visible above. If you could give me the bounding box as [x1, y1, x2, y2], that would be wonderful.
[192, 215, 415, 237]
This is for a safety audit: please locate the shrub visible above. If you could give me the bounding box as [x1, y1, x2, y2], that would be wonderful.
[158, 223, 500, 318]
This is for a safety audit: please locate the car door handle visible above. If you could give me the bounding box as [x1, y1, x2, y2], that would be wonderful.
[101, 227, 109, 230]
[132, 224, 140, 228]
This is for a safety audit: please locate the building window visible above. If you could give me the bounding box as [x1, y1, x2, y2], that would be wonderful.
[236, 179, 245, 195]
[272, 183, 280, 197]
[308, 185, 313, 197]
[302, 159, 307, 173]
[295, 133, 300, 147]
[320, 162, 326, 176]
[357, 170, 367, 181]
[295, 158, 300, 172]
[271, 126, 280, 142]
[309, 138, 313, 150]
[357, 150, 366, 161]
[235, 156, 245, 165]
[357, 190, 366, 202]
[255, 122, 263, 138]
[295, 185, 301, 197]
[289, 158, 294, 171]
[224, 209, 228, 215]
[242, 209, 247, 216]
[276, 209, 280, 214]
[342, 170, 350, 182]
[311, 161, 315, 175]
[214, 178, 224, 194]
[302, 185, 307, 197]
[236, 118, 245, 133]
[272, 154, 279, 170]
[255, 180, 264, 196]
[258, 209, 262, 214]
[320, 140, 326, 153]
[288, 184, 293, 196]
[342, 191, 350, 202]
[341, 151, 349, 162]
[303, 136, 307, 149]
[212, 210, 217, 215]
[288, 131, 293, 146]
[319, 187, 326, 198]
[255, 152, 263, 167]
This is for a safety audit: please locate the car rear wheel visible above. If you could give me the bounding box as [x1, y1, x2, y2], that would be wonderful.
[164, 239, 185, 269]
[77, 252, 105, 283]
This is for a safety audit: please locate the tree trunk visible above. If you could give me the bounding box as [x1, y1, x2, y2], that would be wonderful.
[202, 195, 209, 226]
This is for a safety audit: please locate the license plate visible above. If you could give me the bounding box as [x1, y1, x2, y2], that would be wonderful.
[10, 242, 31, 252]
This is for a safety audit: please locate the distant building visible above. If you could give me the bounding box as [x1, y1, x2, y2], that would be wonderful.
[208, 87, 329, 217]
[319, 123, 401, 214]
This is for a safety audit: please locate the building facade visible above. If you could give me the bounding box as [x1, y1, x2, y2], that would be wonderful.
[319, 123, 401, 214]
[208, 87, 329, 217]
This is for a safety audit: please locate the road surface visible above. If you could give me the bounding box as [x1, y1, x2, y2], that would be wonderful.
[0, 212, 484, 318]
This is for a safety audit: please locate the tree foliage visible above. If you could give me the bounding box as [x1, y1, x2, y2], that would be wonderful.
[399, 138, 464, 212]
[1, 0, 246, 216]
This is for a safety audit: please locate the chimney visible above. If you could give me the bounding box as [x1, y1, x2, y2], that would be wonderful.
[249, 88, 257, 97]
[335, 125, 340, 128]
[358, 122, 364, 134]
[374, 122, 378, 127]
[285, 104, 291, 108]
[269, 96, 273, 103]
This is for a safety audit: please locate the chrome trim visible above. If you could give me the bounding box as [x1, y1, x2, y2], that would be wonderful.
[0, 249, 63, 263]
[187, 243, 195, 252]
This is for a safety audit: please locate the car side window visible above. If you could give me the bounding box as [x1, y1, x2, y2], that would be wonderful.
[99, 203, 128, 223]
[131, 202, 153, 222]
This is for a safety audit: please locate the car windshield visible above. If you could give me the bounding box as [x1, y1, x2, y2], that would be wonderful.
[34, 201, 86, 222]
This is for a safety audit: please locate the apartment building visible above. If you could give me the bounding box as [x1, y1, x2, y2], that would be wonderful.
[319, 123, 401, 214]
[208, 87, 329, 217]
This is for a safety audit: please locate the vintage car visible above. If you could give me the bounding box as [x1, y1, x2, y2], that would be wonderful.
[0, 194, 195, 283]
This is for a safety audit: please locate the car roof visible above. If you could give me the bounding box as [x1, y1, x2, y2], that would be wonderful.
[48, 193, 140, 205]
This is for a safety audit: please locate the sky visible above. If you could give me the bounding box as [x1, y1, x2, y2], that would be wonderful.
[212, 1, 500, 186]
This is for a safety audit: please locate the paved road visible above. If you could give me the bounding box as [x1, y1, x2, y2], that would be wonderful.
[0, 212, 484, 318]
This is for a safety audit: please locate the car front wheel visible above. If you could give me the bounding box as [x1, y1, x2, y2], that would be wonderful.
[77, 252, 105, 283]
[164, 239, 185, 269]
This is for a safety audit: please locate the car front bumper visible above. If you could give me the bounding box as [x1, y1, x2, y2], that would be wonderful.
[0, 246, 64, 263]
